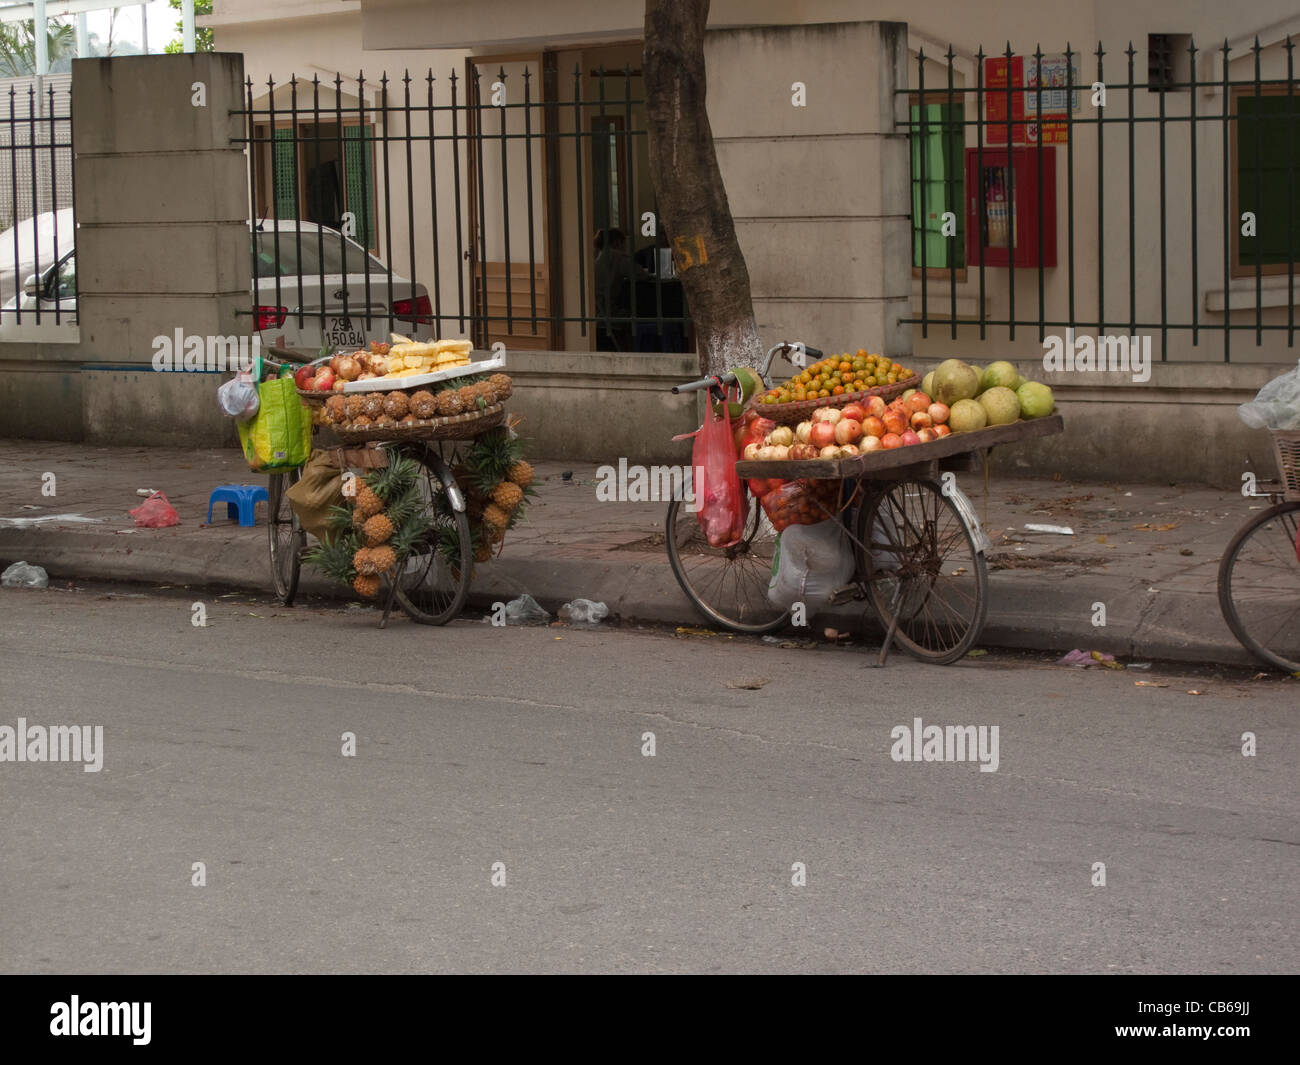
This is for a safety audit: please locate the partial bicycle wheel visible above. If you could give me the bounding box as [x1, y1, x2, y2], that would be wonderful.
[1217, 501, 1300, 672]
[854, 479, 988, 664]
[267, 467, 303, 605]
[392, 444, 473, 625]
[665, 492, 789, 634]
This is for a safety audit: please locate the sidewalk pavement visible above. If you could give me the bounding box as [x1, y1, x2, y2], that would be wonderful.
[0, 439, 1269, 667]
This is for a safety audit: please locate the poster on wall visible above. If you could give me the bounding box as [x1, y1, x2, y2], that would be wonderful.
[984, 54, 1080, 144]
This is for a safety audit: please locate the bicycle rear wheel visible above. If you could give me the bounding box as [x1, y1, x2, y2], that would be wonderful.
[392, 445, 473, 626]
[665, 493, 789, 634]
[267, 468, 303, 605]
[854, 479, 988, 664]
[1217, 501, 1300, 672]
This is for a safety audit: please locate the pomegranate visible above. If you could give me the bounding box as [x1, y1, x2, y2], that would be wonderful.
[928, 402, 950, 425]
[810, 421, 838, 449]
[840, 402, 867, 423]
[834, 418, 864, 446]
[811, 407, 843, 425]
[905, 391, 932, 414]
[882, 410, 908, 436]
[916, 427, 937, 444]
[865, 395, 888, 419]
[862, 415, 886, 439]
[910, 410, 932, 430]
[933, 424, 951, 437]
[880, 433, 903, 450]
[899, 429, 921, 447]
[860, 434, 883, 452]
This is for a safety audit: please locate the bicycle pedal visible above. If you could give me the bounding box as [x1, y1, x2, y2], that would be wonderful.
[828, 584, 862, 606]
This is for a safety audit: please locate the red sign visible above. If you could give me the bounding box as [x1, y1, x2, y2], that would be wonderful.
[984, 56, 1072, 145]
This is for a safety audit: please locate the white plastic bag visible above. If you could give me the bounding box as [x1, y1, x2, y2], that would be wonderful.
[217, 371, 260, 421]
[768, 519, 855, 611]
[1238, 359, 1300, 430]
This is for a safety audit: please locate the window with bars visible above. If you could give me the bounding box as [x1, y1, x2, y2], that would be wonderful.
[1234, 88, 1300, 274]
[910, 99, 965, 273]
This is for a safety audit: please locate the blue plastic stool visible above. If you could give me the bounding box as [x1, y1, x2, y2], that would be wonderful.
[207, 484, 270, 527]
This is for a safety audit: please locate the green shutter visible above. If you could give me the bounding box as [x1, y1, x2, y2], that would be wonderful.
[1238, 95, 1300, 267]
[911, 103, 965, 268]
[343, 126, 376, 250]
[272, 128, 297, 221]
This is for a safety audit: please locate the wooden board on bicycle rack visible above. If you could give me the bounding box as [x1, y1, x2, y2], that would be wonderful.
[734, 414, 1064, 480]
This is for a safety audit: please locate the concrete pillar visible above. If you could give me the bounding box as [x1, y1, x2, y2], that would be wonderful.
[705, 21, 912, 358]
[71, 53, 250, 446]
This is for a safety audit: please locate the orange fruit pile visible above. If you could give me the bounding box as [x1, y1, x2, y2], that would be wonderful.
[760, 351, 911, 405]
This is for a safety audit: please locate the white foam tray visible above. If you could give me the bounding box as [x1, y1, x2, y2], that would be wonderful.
[342, 351, 507, 393]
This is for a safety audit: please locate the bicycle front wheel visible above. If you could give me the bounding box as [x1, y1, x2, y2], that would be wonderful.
[267, 468, 303, 606]
[665, 493, 789, 634]
[1217, 501, 1300, 672]
[392, 445, 473, 626]
[855, 479, 988, 664]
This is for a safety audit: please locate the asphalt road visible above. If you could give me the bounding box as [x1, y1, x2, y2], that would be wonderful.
[1, 584, 1296, 974]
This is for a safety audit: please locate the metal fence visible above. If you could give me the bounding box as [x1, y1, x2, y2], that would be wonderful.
[904, 39, 1300, 362]
[0, 76, 75, 325]
[233, 66, 691, 352]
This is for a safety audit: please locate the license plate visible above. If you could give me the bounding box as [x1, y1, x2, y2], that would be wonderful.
[324, 317, 366, 348]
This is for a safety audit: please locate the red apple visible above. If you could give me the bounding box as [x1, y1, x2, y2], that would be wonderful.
[834, 418, 864, 446]
[810, 421, 838, 449]
[910, 410, 932, 430]
[899, 429, 921, 447]
[916, 427, 937, 444]
[862, 415, 885, 439]
[865, 395, 887, 419]
[905, 391, 932, 414]
[881, 433, 903, 450]
[928, 402, 950, 425]
[840, 403, 867, 423]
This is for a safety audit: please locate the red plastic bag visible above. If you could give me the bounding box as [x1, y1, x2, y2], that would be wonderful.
[760, 479, 841, 532]
[129, 491, 180, 528]
[691, 389, 747, 547]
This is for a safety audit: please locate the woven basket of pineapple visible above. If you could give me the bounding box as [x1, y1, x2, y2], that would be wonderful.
[329, 403, 507, 444]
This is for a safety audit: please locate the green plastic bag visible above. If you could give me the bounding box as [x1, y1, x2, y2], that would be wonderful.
[237, 373, 311, 472]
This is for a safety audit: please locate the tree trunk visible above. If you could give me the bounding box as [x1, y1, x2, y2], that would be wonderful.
[643, 0, 762, 378]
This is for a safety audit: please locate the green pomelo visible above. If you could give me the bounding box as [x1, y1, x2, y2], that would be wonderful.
[981, 360, 1021, 392]
[1016, 380, 1055, 419]
[979, 386, 1021, 425]
[948, 398, 987, 433]
[932, 359, 980, 405]
[921, 370, 936, 397]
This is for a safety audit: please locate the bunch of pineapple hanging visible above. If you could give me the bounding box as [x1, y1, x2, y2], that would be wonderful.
[458, 423, 535, 564]
[305, 449, 434, 599]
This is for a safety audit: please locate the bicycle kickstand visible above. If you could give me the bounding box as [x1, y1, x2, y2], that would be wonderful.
[874, 584, 904, 668]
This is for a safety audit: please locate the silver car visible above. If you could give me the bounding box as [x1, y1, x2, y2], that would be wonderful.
[0, 217, 435, 349]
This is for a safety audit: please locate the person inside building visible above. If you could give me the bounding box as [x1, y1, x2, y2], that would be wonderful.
[594, 227, 651, 351]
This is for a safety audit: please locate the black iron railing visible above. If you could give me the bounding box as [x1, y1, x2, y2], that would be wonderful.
[904, 38, 1300, 361]
[0, 81, 75, 326]
[233, 66, 691, 352]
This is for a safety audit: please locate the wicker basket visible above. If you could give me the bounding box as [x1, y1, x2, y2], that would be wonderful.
[1272, 429, 1300, 502]
[747, 375, 920, 426]
[330, 403, 506, 443]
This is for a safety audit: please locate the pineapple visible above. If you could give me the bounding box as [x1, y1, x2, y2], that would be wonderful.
[506, 460, 534, 489]
[363, 512, 394, 546]
[491, 481, 524, 513]
[409, 390, 437, 419]
[354, 484, 384, 519]
[353, 547, 379, 576]
[383, 391, 409, 419]
[369, 545, 398, 575]
[437, 389, 464, 417]
[488, 373, 512, 400]
[474, 540, 493, 563]
[482, 503, 510, 532]
[352, 573, 381, 599]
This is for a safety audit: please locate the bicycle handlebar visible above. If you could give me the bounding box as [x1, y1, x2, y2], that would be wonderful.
[670, 341, 824, 395]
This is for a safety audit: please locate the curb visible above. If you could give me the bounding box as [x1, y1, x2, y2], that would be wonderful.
[1, 526, 1257, 668]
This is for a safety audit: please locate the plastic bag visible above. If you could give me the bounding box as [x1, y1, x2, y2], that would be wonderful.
[503, 594, 551, 625]
[1238, 359, 1300, 430]
[691, 389, 746, 547]
[129, 491, 180, 528]
[767, 520, 856, 610]
[760, 478, 841, 532]
[237, 373, 312, 472]
[1, 560, 48, 588]
[559, 598, 609, 624]
[217, 372, 260, 421]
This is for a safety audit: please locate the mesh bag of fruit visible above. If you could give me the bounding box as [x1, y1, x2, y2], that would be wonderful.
[759, 478, 841, 532]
